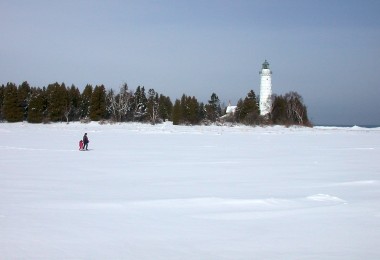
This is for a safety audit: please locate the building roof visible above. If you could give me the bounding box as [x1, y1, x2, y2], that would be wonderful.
[226, 105, 237, 114]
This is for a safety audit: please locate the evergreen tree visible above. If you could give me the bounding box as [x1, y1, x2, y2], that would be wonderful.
[46, 82, 68, 122]
[205, 93, 221, 122]
[130, 86, 140, 120]
[173, 94, 202, 125]
[134, 86, 141, 105]
[0, 84, 4, 121]
[66, 85, 81, 122]
[239, 90, 260, 125]
[180, 94, 188, 123]
[158, 94, 173, 122]
[80, 84, 93, 120]
[198, 102, 206, 122]
[3, 83, 23, 122]
[133, 86, 148, 121]
[271, 95, 288, 125]
[187, 96, 200, 125]
[172, 99, 182, 125]
[89, 85, 106, 121]
[234, 98, 244, 123]
[18, 81, 31, 120]
[28, 87, 46, 123]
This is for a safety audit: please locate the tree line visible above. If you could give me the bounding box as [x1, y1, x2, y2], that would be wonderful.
[0, 81, 311, 126]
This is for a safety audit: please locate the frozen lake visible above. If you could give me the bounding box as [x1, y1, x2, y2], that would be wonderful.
[1, 122, 380, 259]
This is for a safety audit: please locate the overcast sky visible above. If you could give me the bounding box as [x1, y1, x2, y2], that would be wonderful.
[1, 0, 379, 125]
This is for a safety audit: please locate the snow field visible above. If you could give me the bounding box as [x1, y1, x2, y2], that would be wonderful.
[1, 122, 380, 259]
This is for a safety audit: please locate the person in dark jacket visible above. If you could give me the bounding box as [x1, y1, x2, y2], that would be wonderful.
[83, 133, 89, 150]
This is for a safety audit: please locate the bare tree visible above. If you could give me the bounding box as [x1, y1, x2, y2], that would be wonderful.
[118, 83, 133, 121]
[284, 92, 306, 125]
[106, 89, 118, 121]
[147, 88, 159, 124]
[64, 103, 72, 123]
[106, 83, 133, 122]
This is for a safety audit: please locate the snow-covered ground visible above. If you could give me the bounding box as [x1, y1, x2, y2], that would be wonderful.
[1, 122, 380, 259]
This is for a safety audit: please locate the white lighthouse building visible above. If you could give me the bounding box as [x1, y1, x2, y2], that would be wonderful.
[259, 60, 272, 116]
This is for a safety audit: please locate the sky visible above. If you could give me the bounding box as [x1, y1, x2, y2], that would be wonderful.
[1, 0, 379, 125]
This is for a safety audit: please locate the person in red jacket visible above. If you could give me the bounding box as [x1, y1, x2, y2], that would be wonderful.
[79, 140, 84, 150]
[83, 133, 89, 150]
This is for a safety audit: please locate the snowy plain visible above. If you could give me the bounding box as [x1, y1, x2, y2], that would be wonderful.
[1, 122, 380, 259]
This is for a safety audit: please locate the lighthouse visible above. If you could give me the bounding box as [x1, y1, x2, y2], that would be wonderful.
[259, 60, 272, 116]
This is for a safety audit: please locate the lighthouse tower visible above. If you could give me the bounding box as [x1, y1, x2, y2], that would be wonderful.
[259, 60, 272, 116]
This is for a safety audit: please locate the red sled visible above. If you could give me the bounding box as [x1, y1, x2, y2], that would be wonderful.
[79, 140, 84, 150]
